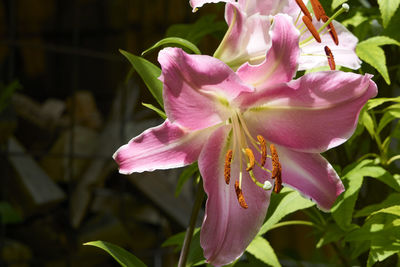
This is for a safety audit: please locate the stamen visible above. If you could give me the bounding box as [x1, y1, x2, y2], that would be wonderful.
[245, 148, 255, 171]
[273, 176, 283, 194]
[302, 16, 321, 43]
[257, 135, 267, 166]
[324, 46, 336, 70]
[224, 149, 233, 184]
[310, 0, 326, 21]
[295, 0, 312, 21]
[235, 181, 248, 209]
[328, 22, 339, 45]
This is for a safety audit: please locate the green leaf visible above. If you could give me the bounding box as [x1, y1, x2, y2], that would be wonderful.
[142, 37, 201, 56]
[356, 36, 400, 85]
[142, 103, 166, 119]
[316, 223, 346, 248]
[377, 104, 400, 134]
[175, 163, 198, 197]
[366, 97, 400, 110]
[120, 50, 164, 107]
[258, 187, 314, 235]
[246, 236, 281, 267]
[370, 205, 400, 218]
[377, 0, 400, 28]
[84, 241, 147, 267]
[332, 0, 348, 10]
[0, 201, 22, 224]
[342, 11, 368, 28]
[360, 107, 375, 138]
[331, 160, 373, 230]
[355, 193, 400, 217]
[359, 165, 400, 192]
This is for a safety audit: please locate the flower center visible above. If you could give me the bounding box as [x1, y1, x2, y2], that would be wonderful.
[295, 0, 350, 69]
[224, 111, 282, 209]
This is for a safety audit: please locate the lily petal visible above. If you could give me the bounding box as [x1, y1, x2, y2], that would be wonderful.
[113, 120, 216, 174]
[158, 47, 253, 131]
[199, 126, 270, 266]
[189, 0, 234, 12]
[277, 145, 344, 211]
[238, 0, 300, 18]
[241, 71, 377, 153]
[215, 3, 272, 69]
[299, 21, 361, 70]
[237, 14, 300, 88]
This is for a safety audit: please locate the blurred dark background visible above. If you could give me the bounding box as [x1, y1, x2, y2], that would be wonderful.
[0, 0, 344, 266]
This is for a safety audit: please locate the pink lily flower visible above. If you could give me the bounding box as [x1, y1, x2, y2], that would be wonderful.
[114, 15, 377, 266]
[190, 0, 361, 71]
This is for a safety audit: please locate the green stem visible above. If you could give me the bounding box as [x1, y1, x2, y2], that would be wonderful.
[387, 155, 400, 165]
[267, 220, 323, 231]
[178, 178, 205, 267]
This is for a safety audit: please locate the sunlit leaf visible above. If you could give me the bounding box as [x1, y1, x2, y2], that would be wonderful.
[355, 194, 400, 217]
[120, 49, 164, 107]
[342, 11, 368, 27]
[356, 36, 400, 84]
[142, 37, 201, 56]
[84, 241, 146, 267]
[246, 236, 281, 267]
[332, 0, 348, 10]
[366, 97, 400, 110]
[258, 187, 314, 235]
[377, 0, 400, 28]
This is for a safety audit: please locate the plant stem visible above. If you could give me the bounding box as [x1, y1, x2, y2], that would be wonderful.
[178, 178, 205, 267]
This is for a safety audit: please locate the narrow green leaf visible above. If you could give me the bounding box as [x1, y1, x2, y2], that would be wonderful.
[331, 160, 373, 230]
[246, 236, 281, 267]
[360, 108, 375, 138]
[370, 205, 400, 218]
[142, 103, 166, 119]
[355, 194, 400, 217]
[359, 165, 400, 192]
[377, 0, 400, 28]
[84, 241, 147, 267]
[175, 163, 198, 197]
[377, 104, 400, 134]
[259, 188, 314, 235]
[142, 37, 201, 56]
[316, 223, 346, 248]
[120, 49, 163, 107]
[356, 36, 400, 85]
[366, 97, 400, 110]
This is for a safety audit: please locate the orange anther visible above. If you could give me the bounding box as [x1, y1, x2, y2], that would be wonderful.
[224, 150, 233, 185]
[328, 22, 339, 45]
[302, 16, 321, 43]
[245, 148, 255, 171]
[235, 181, 248, 209]
[310, 0, 326, 21]
[257, 135, 267, 166]
[324, 46, 336, 70]
[295, 0, 312, 21]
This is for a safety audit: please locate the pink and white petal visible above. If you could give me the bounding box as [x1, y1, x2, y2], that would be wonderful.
[113, 120, 217, 174]
[189, 0, 234, 12]
[299, 21, 361, 70]
[199, 126, 270, 266]
[216, 3, 272, 69]
[277, 146, 344, 211]
[158, 48, 253, 131]
[237, 14, 300, 88]
[238, 0, 300, 17]
[241, 71, 377, 153]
